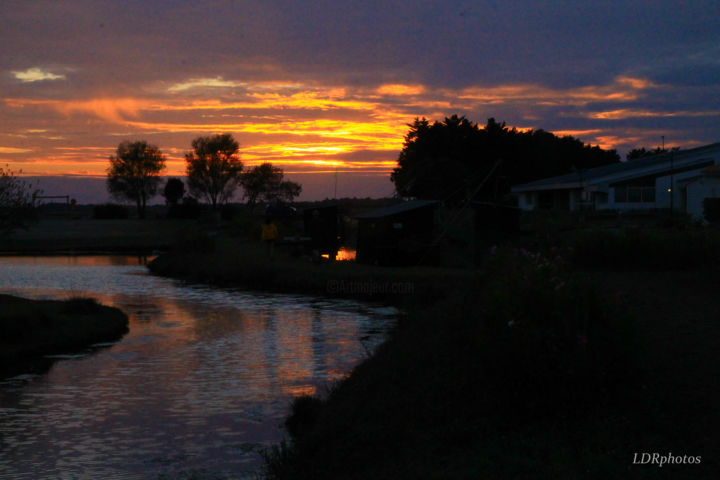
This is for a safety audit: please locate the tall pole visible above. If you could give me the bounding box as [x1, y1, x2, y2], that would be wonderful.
[670, 143, 674, 213]
[333, 167, 338, 199]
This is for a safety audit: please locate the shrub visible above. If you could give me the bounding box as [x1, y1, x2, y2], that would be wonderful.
[482, 247, 637, 417]
[285, 395, 324, 439]
[93, 203, 129, 219]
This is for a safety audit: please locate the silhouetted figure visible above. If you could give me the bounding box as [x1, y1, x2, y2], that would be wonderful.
[261, 216, 279, 259]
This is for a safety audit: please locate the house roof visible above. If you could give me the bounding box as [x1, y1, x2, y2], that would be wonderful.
[355, 199, 439, 219]
[701, 165, 720, 177]
[512, 142, 720, 193]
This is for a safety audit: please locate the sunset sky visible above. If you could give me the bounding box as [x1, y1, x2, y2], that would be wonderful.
[2, 1, 720, 201]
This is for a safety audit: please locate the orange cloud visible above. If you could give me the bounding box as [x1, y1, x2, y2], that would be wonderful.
[550, 129, 603, 138]
[588, 108, 720, 120]
[1, 73, 681, 183]
[0, 146, 32, 154]
[5, 97, 152, 123]
[376, 84, 425, 96]
[457, 75, 656, 106]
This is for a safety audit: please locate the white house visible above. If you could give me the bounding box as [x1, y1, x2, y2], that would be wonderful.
[511, 142, 720, 219]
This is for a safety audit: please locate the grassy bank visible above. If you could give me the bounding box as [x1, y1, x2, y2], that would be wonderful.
[0, 294, 129, 377]
[261, 258, 717, 479]
[148, 238, 476, 308]
[148, 232, 719, 479]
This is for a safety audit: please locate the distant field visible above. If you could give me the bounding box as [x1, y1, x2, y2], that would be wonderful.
[0, 218, 196, 254]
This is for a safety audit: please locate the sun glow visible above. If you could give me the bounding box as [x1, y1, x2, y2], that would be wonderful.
[0, 73, 681, 184]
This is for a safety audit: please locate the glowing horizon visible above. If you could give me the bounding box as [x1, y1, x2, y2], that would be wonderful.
[1, 74, 692, 179]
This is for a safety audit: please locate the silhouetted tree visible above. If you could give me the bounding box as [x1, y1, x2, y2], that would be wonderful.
[185, 133, 243, 209]
[240, 162, 302, 207]
[162, 177, 185, 206]
[626, 146, 679, 160]
[107, 141, 166, 218]
[0, 165, 40, 233]
[275, 180, 302, 203]
[391, 115, 620, 203]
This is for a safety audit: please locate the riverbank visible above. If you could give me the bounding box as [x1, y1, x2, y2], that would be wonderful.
[149, 240, 719, 479]
[0, 218, 195, 254]
[148, 239, 476, 308]
[0, 294, 129, 378]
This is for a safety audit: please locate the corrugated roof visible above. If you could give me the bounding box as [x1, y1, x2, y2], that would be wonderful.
[512, 142, 720, 192]
[355, 199, 439, 219]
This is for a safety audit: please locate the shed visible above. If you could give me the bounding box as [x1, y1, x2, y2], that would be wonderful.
[304, 205, 341, 259]
[355, 200, 439, 265]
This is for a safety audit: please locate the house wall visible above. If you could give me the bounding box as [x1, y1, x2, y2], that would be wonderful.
[654, 169, 701, 210]
[686, 177, 720, 220]
[518, 192, 536, 210]
[596, 168, 710, 212]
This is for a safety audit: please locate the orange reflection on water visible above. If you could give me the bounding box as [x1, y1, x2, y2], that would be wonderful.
[0, 254, 394, 476]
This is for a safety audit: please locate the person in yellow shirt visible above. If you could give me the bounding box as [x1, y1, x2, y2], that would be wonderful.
[261, 216, 279, 258]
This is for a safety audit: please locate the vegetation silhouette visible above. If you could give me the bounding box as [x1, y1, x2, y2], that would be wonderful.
[391, 115, 620, 204]
[0, 294, 128, 379]
[626, 146, 679, 160]
[162, 177, 186, 206]
[106, 141, 166, 219]
[0, 165, 41, 233]
[241, 162, 302, 208]
[185, 133, 243, 210]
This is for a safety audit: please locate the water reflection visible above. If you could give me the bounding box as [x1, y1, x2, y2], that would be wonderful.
[0, 256, 395, 479]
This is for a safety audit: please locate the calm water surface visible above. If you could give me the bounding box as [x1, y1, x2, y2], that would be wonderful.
[0, 256, 396, 479]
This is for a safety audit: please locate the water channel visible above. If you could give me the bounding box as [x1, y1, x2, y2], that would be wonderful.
[0, 256, 396, 479]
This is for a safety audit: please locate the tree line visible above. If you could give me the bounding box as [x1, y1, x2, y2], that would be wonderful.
[391, 115, 621, 204]
[106, 133, 301, 218]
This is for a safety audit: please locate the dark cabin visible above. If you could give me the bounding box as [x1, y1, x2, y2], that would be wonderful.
[304, 205, 341, 260]
[355, 200, 439, 266]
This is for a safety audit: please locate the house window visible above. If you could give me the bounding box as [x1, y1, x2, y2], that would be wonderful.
[595, 192, 608, 204]
[613, 178, 656, 203]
